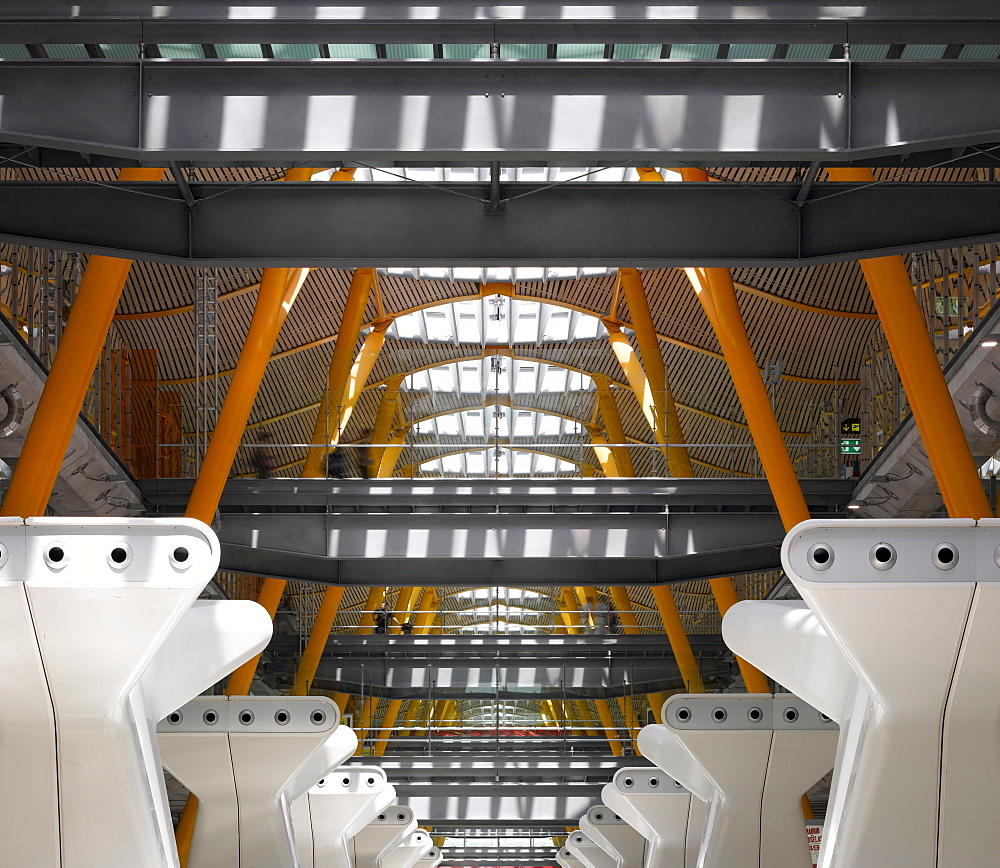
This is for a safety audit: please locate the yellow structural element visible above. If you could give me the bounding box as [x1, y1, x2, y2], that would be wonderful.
[292, 586, 346, 696]
[302, 268, 378, 477]
[368, 374, 405, 473]
[651, 586, 705, 695]
[827, 167, 991, 520]
[1, 167, 165, 518]
[593, 375, 635, 476]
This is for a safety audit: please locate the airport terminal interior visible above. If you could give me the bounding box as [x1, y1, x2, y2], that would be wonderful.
[3, 3, 1000, 867]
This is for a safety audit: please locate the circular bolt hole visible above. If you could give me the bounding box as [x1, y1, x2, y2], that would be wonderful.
[44, 544, 68, 569]
[649, 777, 659, 788]
[594, 812, 604, 821]
[712, 707, 728, 722]
[274, 709, 290, 725]
[675, 706, 691, 722]
[202, 709, 219, 725]
[110, 547, 128, 564]
[819, 712, 833, 723]
[342, 777, 350, 786]
[870, 543, 896, 569]
[310, 709, 327, 725]
[367, 776, 376, 786]
[807, 543, 834, 571]
[783, 707, 800, 723]
[623, 777, 634, 788]
[238, 709, 254, 726]
[748, 706, 763, 722]
[378, 814, 386, 822]
[170, 546, 191, 569]
[396, 812, 406, 822]
[317, 779, 325, 787]
[167, 711, 183, 725]
[932, 543, 959, 571]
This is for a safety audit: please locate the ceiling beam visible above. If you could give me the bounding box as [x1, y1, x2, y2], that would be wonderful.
[1, 60, 999, 163]
[4, 181, 1000, 268]
[4, 2, 1000, 45]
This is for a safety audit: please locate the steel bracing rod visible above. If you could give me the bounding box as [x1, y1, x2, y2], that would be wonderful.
[10, 181, 1000, 266]
[5, 1, 1000, 44]
[827, 166, 992, 520]
[0, 166, 164, 518]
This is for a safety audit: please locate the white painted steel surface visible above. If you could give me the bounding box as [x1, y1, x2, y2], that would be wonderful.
[0, 517, 269, 868]
[724, 518, 1000, 868]
[580, 805, 647, 867]
[412, 847, 444, 868]
[292, 766, 396, 868]
[158, 696, 356, 868]
[381, 829, 435, 868]
[602, 767, 706, 868]
[350, 806, 418, 866]
[639, 694, 835, 868]
[566, 829, 617, 868]
[556, 846, 587, 868]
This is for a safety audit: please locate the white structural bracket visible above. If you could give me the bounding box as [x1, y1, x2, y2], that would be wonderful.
[601, 767, 706, 868]
[638, 693, 836, 868]
[351, 805, 418, 866]
[566, 829, 617, 868]
[0, 517, 270, 868]
[413, 847, 444, 868]
[580, 805, 648, 867]
[724, 518, 1000, 868]
[556, 846, 587, 868]
[292, 765, 396, 868]
[158, 695, 356, 868]
[381, 829, 434, 868]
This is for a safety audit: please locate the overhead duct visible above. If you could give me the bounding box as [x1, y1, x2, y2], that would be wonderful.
[970, 383, 1000, 438]
[0, 383, 24, 436]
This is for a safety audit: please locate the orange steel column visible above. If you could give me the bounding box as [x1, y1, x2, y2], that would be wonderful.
[302, 268, 377, 477]
[2, 167, 165, 517]
[368, 374, 405, 472]
[292, 586, 346, 695]
[651, 585, 705, 694]
[827, 167, 990, 519]
[593, 375, 635, 476]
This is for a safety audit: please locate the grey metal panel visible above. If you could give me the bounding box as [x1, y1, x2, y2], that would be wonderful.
[139, 476, 855, 511]
[0, 60, 999, 164]
[395, 792, 601, 826]
[7, 180, 1000, 267]
[219, 541, 783, 585]
[345, 754, 651, 779]
[6, 1, 1000, 44]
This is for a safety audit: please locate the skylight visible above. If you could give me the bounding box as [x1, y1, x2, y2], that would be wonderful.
[403, 359, 593, 395]
[414, 407, 583, 441]
[418, 448, 578, 478]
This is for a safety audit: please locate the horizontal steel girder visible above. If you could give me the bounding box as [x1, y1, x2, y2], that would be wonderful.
[4, 2, 1000, 46]
[266, 635, 729, 697]
[214, 512, 786, 585]
[345, 754, 652, 780]
[0, 181, 1000, 268]
[1, 60, 1000, 164]
[140, 477, 855, 512]
[395, 789, 602, 826]
[4, 180, 1000, 268]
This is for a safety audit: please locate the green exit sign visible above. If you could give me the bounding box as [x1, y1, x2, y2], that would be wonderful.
[840, 438, 861, 454]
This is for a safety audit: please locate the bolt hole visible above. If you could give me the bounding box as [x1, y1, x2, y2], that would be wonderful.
[819, 712, 832, 723]
[712, 707, 727, 722]
[238, 710, 254, 725]
[274, 709, 290, 725]
[870, 542, 897, 570]
[649, 777, 659, 787]
[310, 709, 327, 725]
[167, 711, 183, 725]
[367, 776, 376, 786]
[397, 812, 406, 821]
[807, 543, 834, 571]
[784, 707, 800, 723]
[676, 706, 691, 722]
[748, 707, 763, 722]
[317, 779, 325, 787]
[623, 777, 634, 788]
[594, 812, 603, 821]
[203, 709, 218, 725]
[378, 814, 386, 822]
[173, 546, 189, 562]
[932, 543, 959, 570]
[111, 547, 127, 563]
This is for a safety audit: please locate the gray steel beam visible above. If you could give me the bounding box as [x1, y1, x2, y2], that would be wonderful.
[5, 180, 1000, 268]
[396, 792, 602, 826]
[221, 544, 782, 586]
[139, 477, 855, 512]
[345, 754, 651, 779]
[1, 60, 1000, 165]
[5, 1, 1000, 45]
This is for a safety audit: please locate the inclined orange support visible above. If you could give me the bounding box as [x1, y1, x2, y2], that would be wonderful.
[1, 167, 165, 518]
[292, 586, 346, 696]
[302, 268, 377, 477]
[827, 167, 991, 520]
[593, 375, 635, 476]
